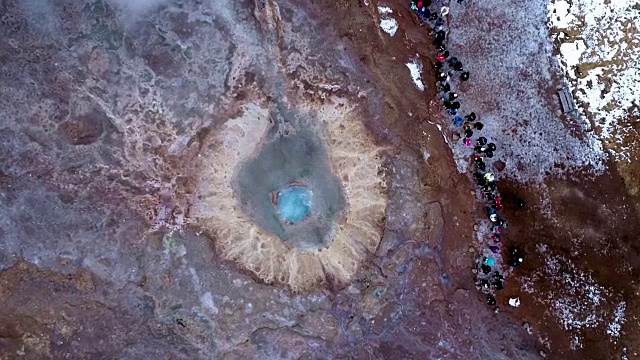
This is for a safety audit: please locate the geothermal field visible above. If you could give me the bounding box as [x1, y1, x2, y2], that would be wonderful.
[0, 0, 638, 359]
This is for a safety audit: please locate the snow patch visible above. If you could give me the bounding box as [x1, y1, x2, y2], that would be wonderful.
[446, 0, 605, 182]
[607, 301, 626, 340]
[377, 6, 392, 15]
[527, 251, 627, 344]
[548, 0, 640, 161]
[405, 57, 425, 91]
[559, 40, 586, 68]
[378, 6, 398, 36]
[509, 297, 521, 307]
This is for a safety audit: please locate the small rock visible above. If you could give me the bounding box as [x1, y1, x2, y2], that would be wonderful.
[468, 246, 475, 253]
[493, 160, 506, 172]
[509, 297, 521, 307]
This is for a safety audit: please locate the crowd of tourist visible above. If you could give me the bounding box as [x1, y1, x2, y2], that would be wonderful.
[409, 0, 525, 306]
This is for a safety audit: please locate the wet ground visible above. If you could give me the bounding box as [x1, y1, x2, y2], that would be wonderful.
[0, 0, 638, 359]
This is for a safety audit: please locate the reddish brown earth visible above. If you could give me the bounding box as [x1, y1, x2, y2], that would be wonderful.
[331, 0, 640, 358]
[498, 169, 640, 359]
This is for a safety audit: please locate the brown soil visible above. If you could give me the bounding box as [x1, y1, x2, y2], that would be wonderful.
[325, 0, 640, 358]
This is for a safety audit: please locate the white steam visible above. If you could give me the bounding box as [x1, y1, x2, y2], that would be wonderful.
[107, 0, 171, 20]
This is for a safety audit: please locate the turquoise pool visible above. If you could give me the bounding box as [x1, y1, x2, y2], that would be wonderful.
[277, 186, 312, 224]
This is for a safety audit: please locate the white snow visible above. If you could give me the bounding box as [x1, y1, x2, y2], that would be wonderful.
[548, 0, 640, 161]
[378, 6, 398, 36]
[509, 297, 521, 307]
[379, 18, 398, 36]
[607, 301, 626, 340]
[405, 58, 425, 91]
[527, 251, 628, 344]
[549, 0, 576, 28]
[377, 6, 392, 15]
[559, 40, 586, 67]
[446, 0, 605, 182]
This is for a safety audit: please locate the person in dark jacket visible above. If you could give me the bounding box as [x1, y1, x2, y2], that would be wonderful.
[461, 71, 470, 81]
[487, 294, 496, 306]
[481, 264, 492, 274]
[480, 279, 490, 290]
[492, 273, 504, 290]
[476, 161, 486, 171]
[507, 246, 524, 267]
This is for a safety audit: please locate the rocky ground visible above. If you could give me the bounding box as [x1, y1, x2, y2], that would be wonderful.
[0, 0, 638, 359]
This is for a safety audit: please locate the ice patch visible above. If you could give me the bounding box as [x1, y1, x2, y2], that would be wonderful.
[405, 58, 425, 91]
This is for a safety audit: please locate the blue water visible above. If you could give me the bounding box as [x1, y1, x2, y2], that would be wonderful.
[277, 186, 312, 224]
